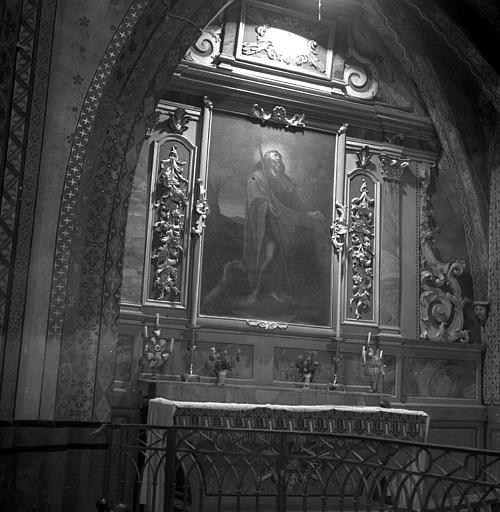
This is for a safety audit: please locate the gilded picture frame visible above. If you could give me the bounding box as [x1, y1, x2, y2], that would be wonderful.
[195, 107, 342, 334]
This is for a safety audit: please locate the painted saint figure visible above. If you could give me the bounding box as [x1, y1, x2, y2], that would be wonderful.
[243, 149, 324, 304]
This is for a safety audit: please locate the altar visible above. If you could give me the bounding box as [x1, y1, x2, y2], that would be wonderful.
[142, 398, 429, 511]
[147, 398, 430, 441]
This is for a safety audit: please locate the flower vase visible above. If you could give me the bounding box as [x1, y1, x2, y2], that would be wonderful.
[217, 370, 227, 386]
[303, 373, 312, 389]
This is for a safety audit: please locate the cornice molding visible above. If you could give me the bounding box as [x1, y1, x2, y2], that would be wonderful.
[170, 63, 437, 147]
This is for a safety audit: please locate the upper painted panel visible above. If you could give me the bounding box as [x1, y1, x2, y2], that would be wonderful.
[236, 1, 334, 80]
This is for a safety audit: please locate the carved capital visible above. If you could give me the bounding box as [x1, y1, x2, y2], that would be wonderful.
[250, 104, 305, 130]
[246, 319, 288, 330]
[379, 154, 410, 183]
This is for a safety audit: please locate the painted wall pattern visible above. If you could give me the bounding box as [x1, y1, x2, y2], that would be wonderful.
[0, 0, 58, 420]
[48, 0, 150, 421]
[48, 0, 230, 421]
[0, 1, 23, 367]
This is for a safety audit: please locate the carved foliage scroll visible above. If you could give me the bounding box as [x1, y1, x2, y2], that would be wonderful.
[250, 104, 305, 129]
[418, 163, 467, 342]
[348, 178, 375, 320]
[150, 145, 190, 301]
[191, 179, 209, 236]
[330, 202, 348, 254]
[239, 2, 331, 79]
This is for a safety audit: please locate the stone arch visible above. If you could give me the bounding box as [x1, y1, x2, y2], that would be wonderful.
[46, 0, 493, 421]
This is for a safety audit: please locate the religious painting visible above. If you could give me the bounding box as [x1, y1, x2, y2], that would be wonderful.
[199, 111, 335, 327]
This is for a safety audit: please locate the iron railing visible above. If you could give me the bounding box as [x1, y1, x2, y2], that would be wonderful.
[104, 424, 500, 512]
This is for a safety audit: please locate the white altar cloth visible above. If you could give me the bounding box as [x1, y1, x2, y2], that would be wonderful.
[142, 398, 430, 511]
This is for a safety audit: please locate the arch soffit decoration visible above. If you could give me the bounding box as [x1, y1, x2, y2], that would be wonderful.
[48, 0, 232, 421]
[48, 0, 495, 420]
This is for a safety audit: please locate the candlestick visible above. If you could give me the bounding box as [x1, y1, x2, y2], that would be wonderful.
[182, 330, 200, 382]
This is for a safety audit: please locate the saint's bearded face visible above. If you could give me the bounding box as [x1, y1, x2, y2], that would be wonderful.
[264, 150, 285, 176]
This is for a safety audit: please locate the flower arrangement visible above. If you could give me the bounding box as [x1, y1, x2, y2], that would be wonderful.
[209, 346, 241, 376]
[295, 350, 321, 382]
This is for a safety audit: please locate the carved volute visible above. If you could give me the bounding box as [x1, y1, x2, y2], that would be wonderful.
[417, 162, 467, 342]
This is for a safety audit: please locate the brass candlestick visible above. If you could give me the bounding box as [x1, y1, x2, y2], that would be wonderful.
[328, 339, 345, 391]
[360, 332, 385, 393]
[182, 330, 200, 382]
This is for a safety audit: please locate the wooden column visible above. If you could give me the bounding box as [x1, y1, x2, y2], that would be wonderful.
[378, 155, 410, 334]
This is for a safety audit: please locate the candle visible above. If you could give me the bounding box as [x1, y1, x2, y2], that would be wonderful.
[362, 346, 366, 364]
[170, 338, 174, 352]
[379, 350, 383, 361]
[144, 325, 148, 338]
[367, 332, 371, 343]
[156, 313, 160, 327]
